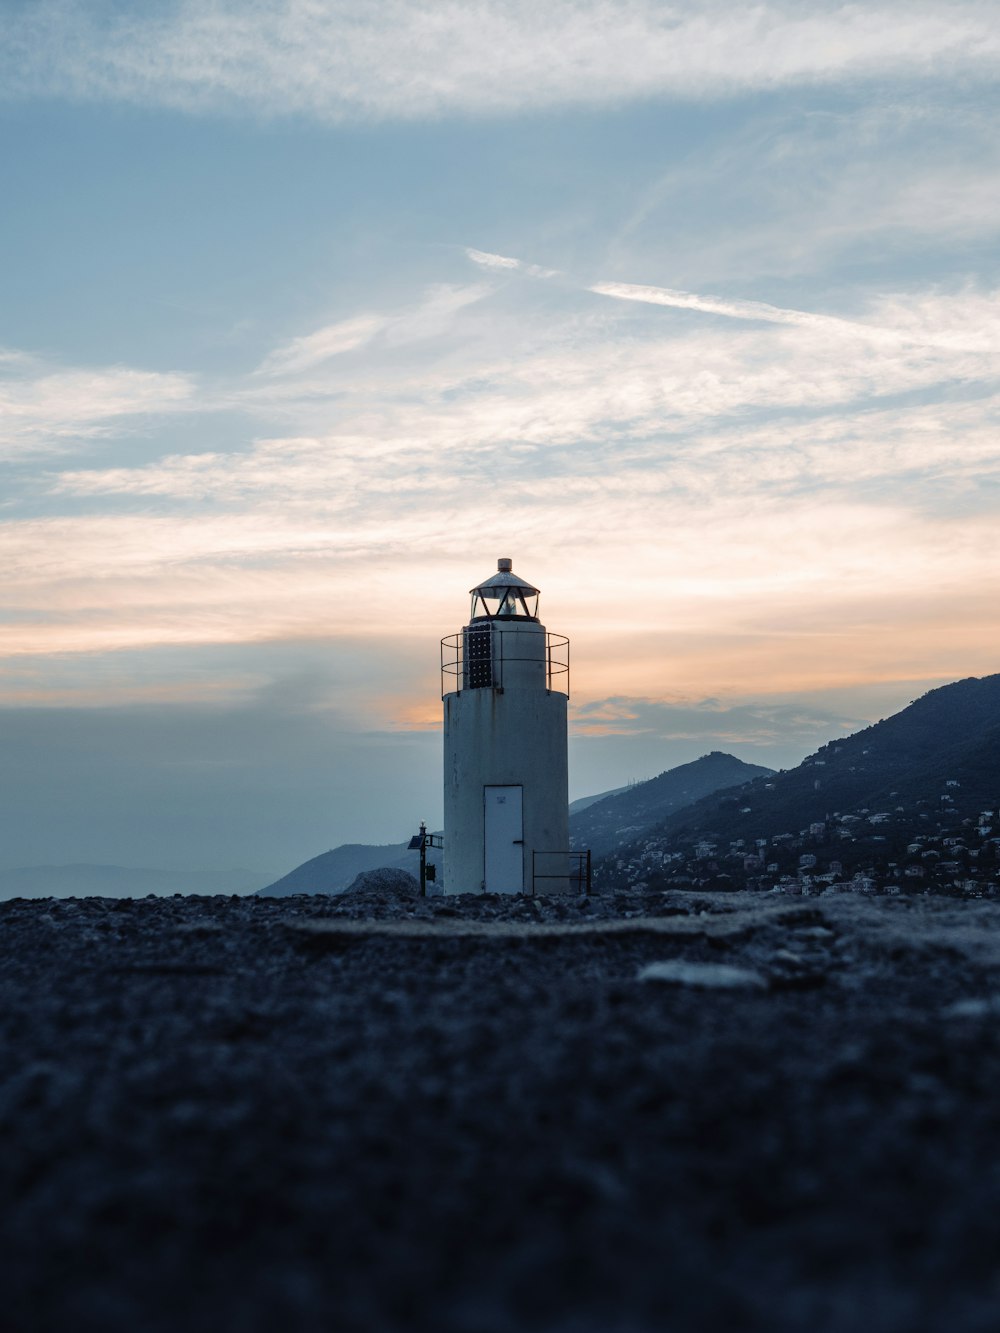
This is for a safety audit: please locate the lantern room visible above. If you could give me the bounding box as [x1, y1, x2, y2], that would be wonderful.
[469, 558, 540, 622]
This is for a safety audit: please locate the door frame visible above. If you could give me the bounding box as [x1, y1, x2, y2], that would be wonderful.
[483, 784, 524, 893]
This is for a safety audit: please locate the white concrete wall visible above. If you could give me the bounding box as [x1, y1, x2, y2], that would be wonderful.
[443, 683, 569, 894]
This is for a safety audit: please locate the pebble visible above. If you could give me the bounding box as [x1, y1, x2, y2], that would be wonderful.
[942, 996, 1000, 1019]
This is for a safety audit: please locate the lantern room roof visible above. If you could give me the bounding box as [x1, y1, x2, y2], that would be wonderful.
[469, 558, 540, 598]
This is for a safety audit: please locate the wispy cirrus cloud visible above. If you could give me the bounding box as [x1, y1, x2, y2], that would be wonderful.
[254, 314, 387, 377]
[587, 279, 1000, 352]
[0, 355, 194, 459]
[465, 249, 522, 272]
[465, 248, 558, 278]
[4, 2, 999, 121]
[605, 98, 1000, 283]
[46, 274, 1000, 507]
[254, 284, 489, 377]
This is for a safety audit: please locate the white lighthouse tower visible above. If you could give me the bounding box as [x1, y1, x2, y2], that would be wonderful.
[441, 557, 570, 895]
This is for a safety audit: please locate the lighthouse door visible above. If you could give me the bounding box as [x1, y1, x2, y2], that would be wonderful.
[484, 785, 524, 893]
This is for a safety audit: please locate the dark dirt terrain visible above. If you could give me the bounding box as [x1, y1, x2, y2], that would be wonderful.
[4, 886, 1000, 1332]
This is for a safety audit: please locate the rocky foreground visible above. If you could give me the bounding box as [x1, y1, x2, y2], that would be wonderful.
[4, 884, 1000, 1332]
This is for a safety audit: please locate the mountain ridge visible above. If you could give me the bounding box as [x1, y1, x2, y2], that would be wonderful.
[570, 752, 774, 858]
[599, 673, 1000, 894]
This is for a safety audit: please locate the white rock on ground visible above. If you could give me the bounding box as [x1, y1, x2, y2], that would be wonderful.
[636, 960, 768, 990]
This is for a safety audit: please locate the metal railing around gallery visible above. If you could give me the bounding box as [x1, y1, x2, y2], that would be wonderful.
[440, 629, 570, 698]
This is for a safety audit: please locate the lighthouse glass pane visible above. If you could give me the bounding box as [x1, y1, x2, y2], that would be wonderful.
[471, 590, 539, 619]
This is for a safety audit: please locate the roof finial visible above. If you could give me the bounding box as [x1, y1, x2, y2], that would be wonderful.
[498, 557, 512, 572]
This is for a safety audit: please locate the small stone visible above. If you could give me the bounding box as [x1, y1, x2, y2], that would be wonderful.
[942, 997, 1000, 1019]
[772, 949, 807, 966]
[636, 960, 767, 990]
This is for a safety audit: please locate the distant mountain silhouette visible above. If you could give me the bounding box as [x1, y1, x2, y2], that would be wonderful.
[570, 752, 775, 857]
[601, 673, 1000, 890]
[258, 841, 441, 897]
[260, 752, 770, 896]
[0, 864, 273, 901]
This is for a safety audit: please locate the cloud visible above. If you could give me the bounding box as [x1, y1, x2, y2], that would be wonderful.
[571, 695, 862, 746]
[0, 358, 195, 458]
[42, 278, 1000, 526]
[466, 249, 521, 271]
[254, 284, 489, 377]
[589, 280, 825, 327]
[255, 315, 387, 376]
[565, 691, 879, 790]
[465, 248, 558, 278]
[606, 98, 1000, 282]
[3, 266, 999, 712]
[5, 2, 999, 122]
[588, 279, 1000, 353]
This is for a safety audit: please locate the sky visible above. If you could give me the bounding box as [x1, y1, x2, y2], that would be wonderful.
[1, 0, 998, 875]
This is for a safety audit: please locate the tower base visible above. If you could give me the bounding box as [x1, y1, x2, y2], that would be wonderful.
[442, 687, 569, 895]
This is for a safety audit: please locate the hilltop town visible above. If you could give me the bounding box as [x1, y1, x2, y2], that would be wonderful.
[600, 792, 999, 900]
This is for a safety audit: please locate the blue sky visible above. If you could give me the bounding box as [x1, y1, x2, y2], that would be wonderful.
[1, 1, 998, 873]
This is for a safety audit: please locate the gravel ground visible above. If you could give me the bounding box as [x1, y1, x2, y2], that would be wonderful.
[4, 885, 1000, 1332]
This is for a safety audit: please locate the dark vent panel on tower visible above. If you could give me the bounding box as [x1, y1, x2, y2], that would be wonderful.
[465, 625, 494, 689]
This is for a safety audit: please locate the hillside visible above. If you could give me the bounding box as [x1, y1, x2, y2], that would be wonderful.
[569, 785, 629, 815]
[259, 840, 441, 897]
[601, 674, 1000, 894]
[570, 752, 774, 857]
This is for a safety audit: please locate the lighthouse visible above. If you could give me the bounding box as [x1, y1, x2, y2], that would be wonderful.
[441, 558, 570, 894]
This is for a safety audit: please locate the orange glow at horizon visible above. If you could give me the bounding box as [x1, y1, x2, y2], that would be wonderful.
[1, 490, 997, 720]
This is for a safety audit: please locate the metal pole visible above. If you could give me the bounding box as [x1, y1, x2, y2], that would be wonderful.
[419, 820, 427, 897]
